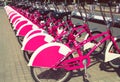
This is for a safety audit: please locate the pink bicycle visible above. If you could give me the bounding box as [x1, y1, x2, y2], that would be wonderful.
[22, 2, 106, 63]
[28, 2, 120, 82]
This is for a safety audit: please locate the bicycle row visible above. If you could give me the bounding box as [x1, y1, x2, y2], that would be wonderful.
[4, 1, 120, 82]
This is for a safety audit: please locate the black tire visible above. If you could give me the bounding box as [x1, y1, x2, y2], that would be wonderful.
[109, 58, 120, 68]
[108, 39, 120, 68]
[86, 31, 106, 55]
[30, 55, 73, 82]
[14, 30, 17, 34]
[23, 51, 32, 62]
[30, 67, 71, 82]
[17, 36, 23, 46]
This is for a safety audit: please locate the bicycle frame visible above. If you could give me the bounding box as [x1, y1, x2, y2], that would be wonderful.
[53, 27, 120, 71]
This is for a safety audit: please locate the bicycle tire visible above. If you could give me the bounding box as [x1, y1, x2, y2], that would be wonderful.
[30, 67, 71, 82]
[30, 55, 73, 82]
[23, 51, 32, 62]
[17, 36, 23, 46]
[108, 39, 120, 68]
[85, 31, 106, 55]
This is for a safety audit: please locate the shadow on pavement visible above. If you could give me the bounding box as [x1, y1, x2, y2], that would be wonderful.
[99, 62, 120, 77]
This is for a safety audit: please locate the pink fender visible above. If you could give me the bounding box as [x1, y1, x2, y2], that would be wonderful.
[10, 14, 20, 23]
[9, 13, 17, 20]
[6, 10, 12, 15]
[8, 10, 15, 16]
[28, 42, 71, 68]
[22, 29, 44, 42]
[12, 18, 21, 27]
[21, 33, 54, 52]
[4, 6, 13, 15]
[7, 9, 14, 14]
[6, 9, 14, 15]
[12, 16, 26, 27]
[4, 6, 8, 12]
[11, 15, 21, 24]
[16, 24, 38, 36]
[13, 18, 34, 30]
[14, 20, 28, 30]
[6, 6, 15, 15]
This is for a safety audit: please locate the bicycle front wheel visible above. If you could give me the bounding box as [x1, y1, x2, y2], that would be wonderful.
[108, 39, 120, 68]
[17, 36, 23, 46]
[23, 51, 32, 62]
[30, 67, 71, 82]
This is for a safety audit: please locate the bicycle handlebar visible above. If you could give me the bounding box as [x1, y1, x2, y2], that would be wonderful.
[74, 3, 93, 23]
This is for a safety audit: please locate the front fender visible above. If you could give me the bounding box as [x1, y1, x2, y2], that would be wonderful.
[105, 38, 120, 62]
[28, 42, 71, 68]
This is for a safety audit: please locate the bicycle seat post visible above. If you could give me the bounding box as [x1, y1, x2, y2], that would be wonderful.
[99, 1, 115, 28]
[108, 1, 115, 27]
[80, 2, 88, 23]
[81, 2, 93, 25]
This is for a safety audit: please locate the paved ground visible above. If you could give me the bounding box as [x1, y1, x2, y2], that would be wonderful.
[0, 6, 120, 82]
[0, 7, 34, 82]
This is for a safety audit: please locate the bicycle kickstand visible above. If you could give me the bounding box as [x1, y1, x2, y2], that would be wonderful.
[83, 59, 91, 80]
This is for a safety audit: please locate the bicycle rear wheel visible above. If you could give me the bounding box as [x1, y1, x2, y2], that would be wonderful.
[30, 54, 73, 82]
[30, 67, 71, 82]
[108, 39, 120, 68]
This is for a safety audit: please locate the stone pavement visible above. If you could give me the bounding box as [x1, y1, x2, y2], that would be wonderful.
[0, 7, 34, 82]
[0, 6, 120, 82]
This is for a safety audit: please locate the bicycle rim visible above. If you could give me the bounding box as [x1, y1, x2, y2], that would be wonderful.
[30, 67, 71, 82]
[17, 36, 23, 46]
[109, 57, 120, 68]
[23, 51, 32, 62]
